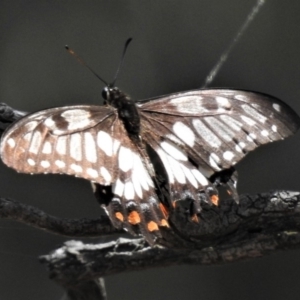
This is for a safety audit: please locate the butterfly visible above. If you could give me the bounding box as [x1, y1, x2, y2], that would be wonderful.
[1, 83, 299, 244]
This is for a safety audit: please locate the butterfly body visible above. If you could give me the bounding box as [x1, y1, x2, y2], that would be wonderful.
[1, 87, 299, 245]
[103, 86, 141, 139]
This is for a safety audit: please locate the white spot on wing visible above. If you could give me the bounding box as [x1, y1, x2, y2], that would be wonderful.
[55, 160, 65, 168]
[235, 145, 242, 153]
[181, 165, 198, 188]
[29, 131, 42, 154]
[42, 141, 52, 154]
[160, 141, 187, 161]
[61, 109, 91, 130]
[113, 179, 124, 197]
[209, 153, 221, 170]
[261, 130, 269, 136]
[24, 133, 32, 141]
[131, 155, 144, 198]
[234, 94, 248, 101]
[87, 168, 98, 178]
[241, 115, 256, 126]
[7, 138, 16, 148]
[70, 163, 82, 173]
[97, 131, 113, 156]
[210, 152, 220, 162]
[56, 136, 67, 155]
[219, 115, 243, 131]
[165, 134, 184, 145]
[124, 182, 135, 200]
[193, 119, 221, 147]
[132, 154, 149, 191]
[132, 175, 143, 199]
[166, 155, 186, 184]
[191, 169, 208, 186]
[247, 135, 253, 142]
[113, 139, 121, 154]
[27, 158, 35, 166]
[70, 133, 82, 161]
[272, 103, 281, 112]
[204, 117, 235, 142]
[242, 104, 267, 123]
[25, 121, 38, 131]
[271, 125, 277, 132]
[118, 146, 133, 172]
[41, 160, 50, 168]
[156, 149, 174, 184]
[216, 96, 231, 109]
[170, 96, 207, 114]
[44, 118, 55, 127]
[173, 122, 195, 147]
[100, 167, 112, 183]
[223, 151, 234, 161]
[84, 132, 97, 163]
[239, 142, 246, 148]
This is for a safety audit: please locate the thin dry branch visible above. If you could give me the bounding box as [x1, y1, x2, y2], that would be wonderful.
[0, 197, 122, 237]
[37, 191, 300, 283]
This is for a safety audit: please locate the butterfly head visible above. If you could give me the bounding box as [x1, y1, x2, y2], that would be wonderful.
[102, 86, 121, 104]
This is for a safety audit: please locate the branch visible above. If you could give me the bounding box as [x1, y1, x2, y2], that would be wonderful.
[0, 197, 122, 237]
[38, 191, 300, 282]
[60, 278, 107, 300]
[0, 103, 26, 133]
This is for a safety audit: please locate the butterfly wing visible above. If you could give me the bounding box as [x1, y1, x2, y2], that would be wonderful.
[0, 104, 167, 244]
[138, 89, 300, 206]
[0, 105, 122, 184]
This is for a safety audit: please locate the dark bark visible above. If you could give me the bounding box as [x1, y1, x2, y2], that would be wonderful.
[0, 103, 26, 133]
[0, 197, 122, 237]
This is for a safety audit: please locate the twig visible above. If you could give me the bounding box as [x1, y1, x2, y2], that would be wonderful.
[0, 197, 122, 237]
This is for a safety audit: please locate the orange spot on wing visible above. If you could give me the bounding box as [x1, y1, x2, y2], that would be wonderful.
[211, 195, 219, 206]
[160, 219, 169, 227]
[147, 221, 159, 232]
[172, 201, 176, 208]
[191, 214, 199, 223]
[159, 203, 169, 218]
[115, 212, 124, 222]
[128, 211, 141, 225]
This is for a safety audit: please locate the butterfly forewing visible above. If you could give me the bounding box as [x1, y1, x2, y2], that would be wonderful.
[1, 105, 120, 184]
[138, 89, 300, 175]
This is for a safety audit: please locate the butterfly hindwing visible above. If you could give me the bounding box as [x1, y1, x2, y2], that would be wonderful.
[105, 118, 168, 243]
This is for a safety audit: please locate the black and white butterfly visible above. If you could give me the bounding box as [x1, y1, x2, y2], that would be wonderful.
[1, 83, 299, 244]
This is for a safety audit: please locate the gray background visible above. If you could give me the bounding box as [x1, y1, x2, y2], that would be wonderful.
[1, 1, 300, 299]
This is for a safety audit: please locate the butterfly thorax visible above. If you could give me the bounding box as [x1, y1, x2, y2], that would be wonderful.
[103, 86, 141, 140]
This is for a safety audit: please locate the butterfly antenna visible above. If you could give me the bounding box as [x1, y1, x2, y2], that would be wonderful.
[65, 45, 108, 86]
[111, 38, 133, 86]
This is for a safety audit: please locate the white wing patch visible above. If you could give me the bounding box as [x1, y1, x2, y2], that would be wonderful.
[173, 121, 195, 146]
[61, 109, 91, 130]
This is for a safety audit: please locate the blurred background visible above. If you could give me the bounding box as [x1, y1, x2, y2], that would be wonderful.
[1, 1, 300, 299]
